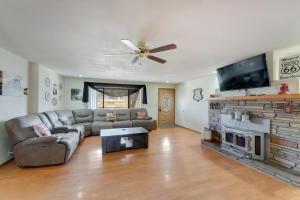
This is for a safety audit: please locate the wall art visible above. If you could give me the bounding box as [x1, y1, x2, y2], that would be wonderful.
[71, 88, 83, 101]
[53, 83, 57, 95]
[45, 91, 50, 102]
[45, 77, 50, 87]
[279, 54, 300, 80]
[193, 88, 203, 102]
[52, 97, 57, 106]
[0, 70, 24, 96]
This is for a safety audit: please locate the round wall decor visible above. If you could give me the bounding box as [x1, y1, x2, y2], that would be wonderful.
[45, 91, 50, 102]
[52, 97, 57, 106]
[45, 77, 50, 87]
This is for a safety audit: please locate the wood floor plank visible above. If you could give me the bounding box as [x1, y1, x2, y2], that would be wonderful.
[0, 127, 300, 200]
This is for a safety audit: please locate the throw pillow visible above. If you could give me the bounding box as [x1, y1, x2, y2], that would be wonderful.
[33, 123, 51, 137]
[137, 112, 147, 120]
[106, 112, 117, 122]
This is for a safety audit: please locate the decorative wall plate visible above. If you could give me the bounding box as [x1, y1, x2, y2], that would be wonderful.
[45, 77, 50, 87]
[193, 88, 203, 102]
[52, 97, 57, 106]
[45, 91, 50, 102]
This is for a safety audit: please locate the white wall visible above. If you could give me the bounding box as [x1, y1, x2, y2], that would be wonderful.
[175, 74, 219, 132]
[63, 77, 175, 120]
[0, 48, 28, 165]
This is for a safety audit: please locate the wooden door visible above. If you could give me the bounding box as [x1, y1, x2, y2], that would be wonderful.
[158, 88, 175, 126]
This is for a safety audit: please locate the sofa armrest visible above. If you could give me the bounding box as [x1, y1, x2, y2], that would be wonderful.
[145, 116, 152, 120]
[21, 136, 60, 145]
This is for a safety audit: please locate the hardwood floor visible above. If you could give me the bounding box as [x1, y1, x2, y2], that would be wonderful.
[1, 127, 300, 200]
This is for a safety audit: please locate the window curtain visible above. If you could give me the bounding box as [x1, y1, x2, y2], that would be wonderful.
[88, 87, 97, 109]
[129, 90, 140, 108]
[82, 82, 147, 104]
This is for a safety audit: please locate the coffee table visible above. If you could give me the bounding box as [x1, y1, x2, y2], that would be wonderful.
[100, 127, 149, 154]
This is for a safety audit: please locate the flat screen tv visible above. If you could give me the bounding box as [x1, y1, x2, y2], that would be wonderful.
[216, 54, 270, 91]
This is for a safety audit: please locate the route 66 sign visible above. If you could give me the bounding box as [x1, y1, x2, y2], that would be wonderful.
[279, 54, 300, 80]
[193, 88, 203, 102]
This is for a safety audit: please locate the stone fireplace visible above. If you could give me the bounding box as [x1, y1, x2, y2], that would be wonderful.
[207, 98, 300, 186]
[221, 114, 270, 160]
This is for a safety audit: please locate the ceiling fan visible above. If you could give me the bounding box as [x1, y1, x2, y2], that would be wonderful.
[104, 39, 177, 65]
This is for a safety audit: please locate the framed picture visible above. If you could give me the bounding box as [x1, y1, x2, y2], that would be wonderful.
[53, 83, 57, 95]
[0, 70, 24, 96]
[71, 88, 83, 101]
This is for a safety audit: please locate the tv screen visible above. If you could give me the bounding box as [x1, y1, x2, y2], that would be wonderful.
[216, 54, 270, 91]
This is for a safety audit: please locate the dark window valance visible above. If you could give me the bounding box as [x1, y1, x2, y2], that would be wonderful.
[82, 82, 147, 104]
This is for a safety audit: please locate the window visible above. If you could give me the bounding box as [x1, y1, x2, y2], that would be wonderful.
[89, 88, 142, 109]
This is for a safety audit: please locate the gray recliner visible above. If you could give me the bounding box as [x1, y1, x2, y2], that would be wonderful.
[5, 114, 81, 167]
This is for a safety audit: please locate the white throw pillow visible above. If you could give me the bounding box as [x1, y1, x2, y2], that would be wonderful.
[33, 123, 51, 137]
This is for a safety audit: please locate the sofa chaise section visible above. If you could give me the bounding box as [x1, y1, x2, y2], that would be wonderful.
[5, 114, 80, 167]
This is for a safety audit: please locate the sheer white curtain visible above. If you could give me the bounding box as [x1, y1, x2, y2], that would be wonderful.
[88, 87, 97, 109]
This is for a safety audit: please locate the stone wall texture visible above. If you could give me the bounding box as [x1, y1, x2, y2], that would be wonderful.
[209, 99, 300, 171]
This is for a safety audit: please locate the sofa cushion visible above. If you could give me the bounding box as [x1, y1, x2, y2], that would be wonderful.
[115, 109, 130, 121]
[112, 120, 132, 128]
[132, 119, 157, 131]
[94, 109, 113, 121]
[56, 110, 75, 125]
[74, 122, 92, 135]
[73, 109, 93, 123]
[92, 121, 113, 134]
[70, 124, 85, 138]
[130, 108, 148, 120]
[5, 114, 43, 146]
[37, 113, 53, 131]
[44, 111, 64, 128]
[56, 132, 80, 160]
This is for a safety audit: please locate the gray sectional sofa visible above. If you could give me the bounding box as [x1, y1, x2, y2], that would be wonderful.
[5, 108, 157, 167]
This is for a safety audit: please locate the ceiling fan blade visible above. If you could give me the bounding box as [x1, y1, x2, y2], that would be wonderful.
[131, 56, 139, 64]
[104, 52, 134, 56]
[147, 55, 167, 64]
[121, 39, 140, 51]
[149, 44, 177, 53]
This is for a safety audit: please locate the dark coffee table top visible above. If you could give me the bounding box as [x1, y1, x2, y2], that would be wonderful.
[101, 127, 148, 137]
